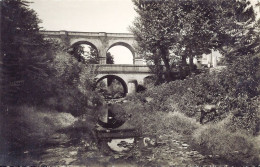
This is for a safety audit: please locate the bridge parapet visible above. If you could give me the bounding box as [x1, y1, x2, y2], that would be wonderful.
[93, 64, 151, 74]
[40, 31, 62, 35]
[40, 31, 134, 38]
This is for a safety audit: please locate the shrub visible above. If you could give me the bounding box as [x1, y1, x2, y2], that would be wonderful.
[192, 118, 260, 165]
[162, 112, 201, 135]
[120, 99, 200, 137]
[38, 52, 104, 117]
[127, 53, 260, 134]
[0, 105, 78, 154]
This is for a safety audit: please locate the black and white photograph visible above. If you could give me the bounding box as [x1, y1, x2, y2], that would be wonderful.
[0, 0, 260, 166]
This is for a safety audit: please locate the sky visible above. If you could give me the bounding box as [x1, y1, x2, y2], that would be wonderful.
[29, 0, 136, 64]
[29, 0, 259, 32]
[29, 0, 137, 33]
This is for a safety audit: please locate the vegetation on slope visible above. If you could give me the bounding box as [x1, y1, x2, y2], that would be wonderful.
[119, 53, 260, 165]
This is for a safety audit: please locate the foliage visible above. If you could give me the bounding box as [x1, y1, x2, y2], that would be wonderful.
[122, 72, 260, 164]
[68, 45, 99, 64]
[1, 0, 54, 105]
[0, 0, 104, 116]
[42, 51, 104, 116]
[131, 0, 180, 81]
[68, 44, 86, 62]
[68, 44, 114, 65]
[97, 79, 124, 98]
[192, 118, 260, 165]
[106, 52, 114, 64]
[120, 100, 260, 165]
[126, 50, 260, 133]
[224, 19, 260, 63]
[85, 47, 99, 64]
[130, 0, 256, 82]
[0, 105, 78, 156]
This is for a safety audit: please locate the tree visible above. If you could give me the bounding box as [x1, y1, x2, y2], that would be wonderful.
[224, 16, 260, 63]
[1, 0, 54, 105]
[69, 44, 114, 64]
[83, 49, 114, 64]
[131, 0, 256, 82]
[68, 45, 98, 63]
[106, 52, 114, 64]
[85, 47, 99, 64]
[68, 44, 85, 62]
[131, 0, 180, 82]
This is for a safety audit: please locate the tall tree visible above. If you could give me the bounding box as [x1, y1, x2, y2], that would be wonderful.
[131, 0, 256, 82]
[1, 0, 53, 105]
[131, 0, 180, 81]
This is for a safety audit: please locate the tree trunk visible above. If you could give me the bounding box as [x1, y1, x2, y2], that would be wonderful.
[153, 50, 163, 85]
[181, 54, 187, 66]
[160, 49, 172, 82]
[180, 54, 188, 79]
[189, 55, 195, 72]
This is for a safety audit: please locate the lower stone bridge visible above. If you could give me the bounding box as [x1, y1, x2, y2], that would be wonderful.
[92, 64, 153, 95]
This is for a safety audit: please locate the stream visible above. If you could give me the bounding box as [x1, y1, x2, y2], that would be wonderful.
[2, 98, 223, 166]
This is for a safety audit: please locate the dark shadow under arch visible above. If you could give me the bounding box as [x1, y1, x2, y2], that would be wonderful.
[95, 75, 128, 96]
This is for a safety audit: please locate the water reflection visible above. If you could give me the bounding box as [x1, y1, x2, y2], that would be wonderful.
[97, 106, 125, 129]
[96, 101, 138, 153]
[107, 138, 135, 152]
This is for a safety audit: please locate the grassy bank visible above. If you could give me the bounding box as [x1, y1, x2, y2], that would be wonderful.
[120, 58, 260, 165]
[0, 105, 77, 154]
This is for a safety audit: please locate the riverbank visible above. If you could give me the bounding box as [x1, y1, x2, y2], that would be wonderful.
[0, 104, 224, 166]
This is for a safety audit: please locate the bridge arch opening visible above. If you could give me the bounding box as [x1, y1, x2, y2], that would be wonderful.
[96, 75, 128, 99]
[107, 42, 134, 64]
[70, 41, 99, 63]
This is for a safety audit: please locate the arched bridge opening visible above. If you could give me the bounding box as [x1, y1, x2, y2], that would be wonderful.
[69, 41, 99, 63]
[40, 31, 147, 65]
[107, 42, 135, 65]
[95, 75, 128, 99]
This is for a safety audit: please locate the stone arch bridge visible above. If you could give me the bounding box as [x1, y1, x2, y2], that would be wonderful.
[40, 30, 144, 64]
[41, 31, 153, 94]
[92, 64, 152, 94]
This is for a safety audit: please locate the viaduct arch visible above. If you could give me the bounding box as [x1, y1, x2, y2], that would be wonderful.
[41, 30, 220, 94]
[92, 64, 153, 95]
[41, 30, 144, 65]
[96, 74, 128, 96]
[41, 31, 152, 95]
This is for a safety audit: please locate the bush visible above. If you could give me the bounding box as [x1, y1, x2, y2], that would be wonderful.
[126, 54, 260, 134]
[0, 105, 78, 154]
[120, 100, 200, 137]
[121, 53, 260, 165]
[162, 112, 201, 135]
[192, 118, 260, 165]
[121, 98, 260, 165]
[36, 51, 104, 117]
[18, 106, 78, 136]
[96, 79, 125, 98]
